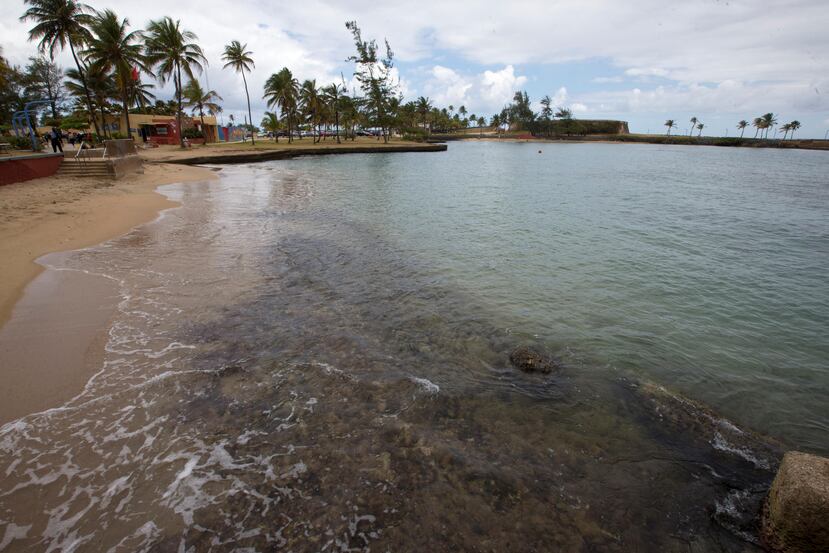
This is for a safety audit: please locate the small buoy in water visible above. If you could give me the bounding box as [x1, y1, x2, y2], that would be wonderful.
[538, 150, 542, 153]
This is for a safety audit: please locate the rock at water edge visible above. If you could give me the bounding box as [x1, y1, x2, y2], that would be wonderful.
[762, 451, 829, 553]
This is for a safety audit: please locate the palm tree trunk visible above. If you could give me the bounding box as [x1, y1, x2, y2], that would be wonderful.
[176, 63, 184, 148]
[122, 80, 132, 141]
[335, 110, 340, 144]
[740, 128, 745, 139]
[69, 42, 101, 137]
[241, 71, 254, 145]
[199, 107, 206, 144]
[99, 103, 108, 138]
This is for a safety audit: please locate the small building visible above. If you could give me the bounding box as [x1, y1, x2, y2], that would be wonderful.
[97, 113, 221, 144]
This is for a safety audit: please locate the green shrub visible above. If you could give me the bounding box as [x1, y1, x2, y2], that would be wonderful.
[182, 128, 204, 139]
[6, 135, 38, 150]
[401, 127, 428, 142]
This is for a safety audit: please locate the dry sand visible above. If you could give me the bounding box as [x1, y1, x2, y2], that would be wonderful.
[0, 162, 215, 424]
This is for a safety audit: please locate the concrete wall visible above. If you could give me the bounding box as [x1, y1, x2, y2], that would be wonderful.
[0, 153, 64, 186]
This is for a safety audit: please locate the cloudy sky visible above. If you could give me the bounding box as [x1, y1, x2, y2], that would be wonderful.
[3, 0, 828, 137]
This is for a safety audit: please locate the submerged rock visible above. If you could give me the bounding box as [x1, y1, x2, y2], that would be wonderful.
[509, 346, 559, 374]
[762, 451, 829, 553]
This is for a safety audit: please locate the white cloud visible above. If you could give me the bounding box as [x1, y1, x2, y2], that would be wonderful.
[4, 0, 828, 133]
[624, 67, 669, 78]
[423, 65, 472, 107]
[592, 76, 623, 84]
[479, 65, 527, 110]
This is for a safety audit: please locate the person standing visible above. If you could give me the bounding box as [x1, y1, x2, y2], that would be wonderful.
[49, 127, 63, 153]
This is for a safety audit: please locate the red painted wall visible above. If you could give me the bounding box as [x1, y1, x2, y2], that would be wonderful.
[0, 154, 64, 186]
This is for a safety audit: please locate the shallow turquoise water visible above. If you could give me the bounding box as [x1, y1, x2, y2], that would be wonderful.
[1, 141, 826, 551]
[289, 141, 829, 453]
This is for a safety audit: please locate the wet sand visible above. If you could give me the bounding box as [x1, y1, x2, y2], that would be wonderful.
[0, 162, 215, 423]
[0, 163, 216, 327]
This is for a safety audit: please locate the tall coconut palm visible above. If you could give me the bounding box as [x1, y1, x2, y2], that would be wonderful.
[752, 117, 764, 138]
[779, 123, 792, 140]
[21, 0, 100, 135]
[788, 120, 801, 139]
[696, 122, 705, 137]
[761, 112, 777, 139]
[84, 9, 148, 139]
[737, 120, 748, 138]
[689, 116, 698, 137]
[477, 115, 485, 138]
[183, 79, 222, 143]
[144, 17, 206, 148]
[263, 67, 299, 143]
[321, 82, 346, 143]
[222, 40, 255, 145]
[299, 79, 322, 142]
[664, 119, 677, 135]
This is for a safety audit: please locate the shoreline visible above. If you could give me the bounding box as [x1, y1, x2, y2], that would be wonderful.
[0, 141, 441, 424]
[0, 163, 216, 328]
[0, 162, 216, 424]
[433, 134, 829, 151]
[139, 140, 448, 165]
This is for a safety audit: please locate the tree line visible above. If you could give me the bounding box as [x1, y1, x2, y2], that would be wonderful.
[1, 0, 497, 148]
[664, 114, 802, 140]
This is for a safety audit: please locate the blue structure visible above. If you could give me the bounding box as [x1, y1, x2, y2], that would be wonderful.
[11, 100, 52, 151]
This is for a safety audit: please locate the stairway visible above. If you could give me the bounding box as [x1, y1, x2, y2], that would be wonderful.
[56, 158, 115, 178]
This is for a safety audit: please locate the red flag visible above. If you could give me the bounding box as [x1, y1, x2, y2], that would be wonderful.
[131, 67, 139, 81]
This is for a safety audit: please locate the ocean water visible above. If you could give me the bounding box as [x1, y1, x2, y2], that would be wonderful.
[0, 141, 827, 551]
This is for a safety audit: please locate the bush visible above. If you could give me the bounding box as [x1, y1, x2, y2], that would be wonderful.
[401, 127, 428, 142]
[110, 132, 129, 139]
[182, 128, 204, 139]
[5, 135, 38, 150]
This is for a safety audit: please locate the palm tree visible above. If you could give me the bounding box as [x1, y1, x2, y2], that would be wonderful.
[491, 113, 502, 137]
[761, 112, 777, 139]
[66, 64, 115, 137]
[182, 79, 222, 143]
[788, 120, 801, 139]
[321, 82, 345, 143]
[737, 120, 748, 139]
[415, 96, 432, 134]
[779, 123, 792, 140]
[84, 9, 147, 139]
[299, 79, 322, 142]
[144, 17, 206, 148]
[129, 78, 155, 110]
[477, 115, 485, 138]
[222, 40, 255, 145]
[261, 111, 280, 141]
[21, 0, 100, 136]
[664, 119, 677, 135]
[752, 117, 764, 138]
[689, 116, 698, 137]
[696, 122, 705, 137]
[263, 67, 299, 143]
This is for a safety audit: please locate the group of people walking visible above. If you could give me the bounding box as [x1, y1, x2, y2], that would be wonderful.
[41, 128, 91, 153]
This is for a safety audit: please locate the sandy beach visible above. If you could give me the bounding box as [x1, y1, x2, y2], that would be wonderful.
[0, 161, 216, 423]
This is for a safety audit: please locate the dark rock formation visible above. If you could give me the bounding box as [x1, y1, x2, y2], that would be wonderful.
[762, 451, 829, 553]
[509, 346, 559, 374]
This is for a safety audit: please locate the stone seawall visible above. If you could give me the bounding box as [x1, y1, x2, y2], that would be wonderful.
[165, 143, 448, 165]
